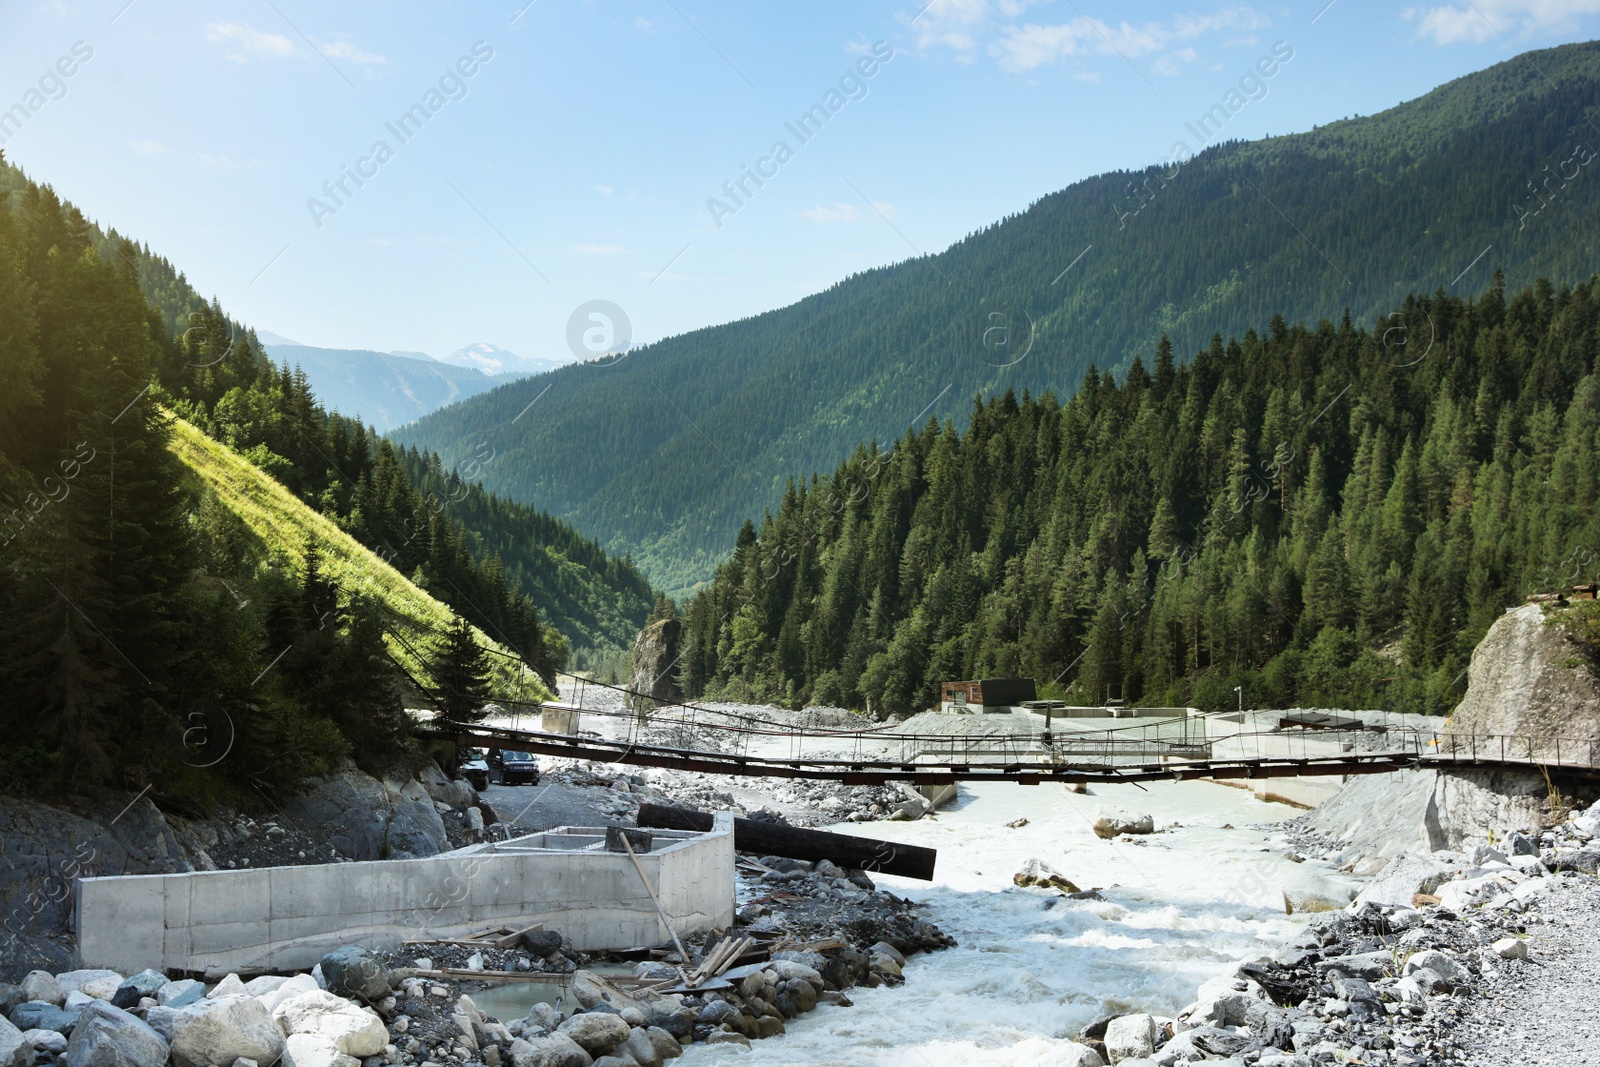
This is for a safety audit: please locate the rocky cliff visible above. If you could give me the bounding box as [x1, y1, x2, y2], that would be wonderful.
[630, 618, 683, 712]
[1448, 602, 1600, 742]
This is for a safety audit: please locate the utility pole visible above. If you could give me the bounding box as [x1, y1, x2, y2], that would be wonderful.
[1234, 685, 1243, 714]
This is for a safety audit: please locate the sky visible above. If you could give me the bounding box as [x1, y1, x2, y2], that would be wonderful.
[3, 0, 1599, 365]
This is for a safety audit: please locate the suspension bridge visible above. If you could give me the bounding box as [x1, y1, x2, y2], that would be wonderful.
[425, 684, 1600, 787]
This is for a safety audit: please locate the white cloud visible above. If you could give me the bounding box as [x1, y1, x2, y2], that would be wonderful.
[204, 20, 295, 62]
[635, 16, 653, 33]
[573, 243, 630, 255]
[1405, 0, 1600, 44]
[912, 2, 1270, 76]
[802, 202, 863, 223]
[195, 151, 261, 169]
[128, 139, 167, 154]
[595, 185, 614, 196]
[321, 40, 388, 65]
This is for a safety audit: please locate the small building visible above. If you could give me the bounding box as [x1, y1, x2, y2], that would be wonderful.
[540, 702, 581, 735]
[938, 678, 1038, 714]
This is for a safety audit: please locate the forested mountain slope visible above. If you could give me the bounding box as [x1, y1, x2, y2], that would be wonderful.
[397, 40, 1600, 594]
[680, 276, 1600, 718]
[0, 161, 655, 668]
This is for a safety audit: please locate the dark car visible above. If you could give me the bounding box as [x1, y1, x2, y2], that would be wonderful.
[490, 749, 540, 785]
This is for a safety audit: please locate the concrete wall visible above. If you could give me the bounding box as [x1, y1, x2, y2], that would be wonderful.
[75, 817, 735, 976]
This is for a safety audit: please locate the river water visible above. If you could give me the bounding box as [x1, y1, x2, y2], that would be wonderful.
[680, 778, 1360, 1066]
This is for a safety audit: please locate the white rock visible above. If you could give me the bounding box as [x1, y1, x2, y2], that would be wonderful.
[55, 971, 125, 1002]
[64, 992, 96, 1011]
[158, 980, 207, 1008]
[23, 1030, 68, 1055]
[207, 975, 248, 1000]
[168, 995, 286, 1067]
[271, 991, 388, 1057]
[1104, 1013, 1156, 1063]
[240, 977, 292, 998]
[556, 1013, 629, 1054]
[1092, 807, 1154, 839]
[1351, 852, 1462, 908]
[256, 976, 320, 1015]
[507, 1033, 592, 1067]
[1176, 990, 1252, 1030]
[280, 1033, 356, 1067]
[1047, 1045, 1105, 1067]
[1491, 937, 1528, 960]
[20, 972, 66, 1006]
[1468, 843, 1509, 867]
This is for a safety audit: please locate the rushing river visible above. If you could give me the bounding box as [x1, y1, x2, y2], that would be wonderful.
[680, 778, 1360, 1066]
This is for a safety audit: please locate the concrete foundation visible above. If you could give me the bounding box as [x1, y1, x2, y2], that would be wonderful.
[75, 817, 735, 976]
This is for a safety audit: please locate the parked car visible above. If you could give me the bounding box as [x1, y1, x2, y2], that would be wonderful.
[460, 751, 490, 791]
[489, 749, 540, 785]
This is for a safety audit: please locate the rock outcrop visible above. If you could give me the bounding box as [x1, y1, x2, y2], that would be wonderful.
[1449, 602, 1600, 743]
[630, 618, 683, 713]
[280, 766, 449, 861]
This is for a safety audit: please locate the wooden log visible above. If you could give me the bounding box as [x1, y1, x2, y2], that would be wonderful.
[636, 803, 937, 881]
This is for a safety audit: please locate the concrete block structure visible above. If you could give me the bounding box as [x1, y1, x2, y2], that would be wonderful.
[75, 817, 735, 976]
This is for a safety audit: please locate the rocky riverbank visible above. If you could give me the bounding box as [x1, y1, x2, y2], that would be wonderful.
[1045, 795, 1600, 1067]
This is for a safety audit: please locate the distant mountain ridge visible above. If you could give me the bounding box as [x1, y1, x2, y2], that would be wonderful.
[394, 40, 1600, 595]
[442, 341, 566, 376]
[261, 342, 517, 432]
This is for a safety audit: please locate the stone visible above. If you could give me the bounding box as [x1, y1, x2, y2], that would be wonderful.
[1104, 1014, 1156, 1063]
[317, 949, 390, 1002]
[1492, 937, 1528, 960]
[0, 1016, 27, 1067]
[520, 931, 564, 957]
[256, 978, 320, 1017]
[1013, 859, 1081, 892]
[643, 1027, 681, 1060]
[620, 1028, 660, 1067]
[1351, 853, 1462, 909]
[280, 1033, 357, 1067]
[1177, 990, 1252, 1030]
[63, 1001, 169, 1067]
[867, 954, 902, 979]
[557, 1014, 628, 1055]
[10, 1001, 78, 1034]
[272, 991, 388, 1057]
[702, 1032, 749, 1048]
[507, 1033, 593, 1067]
[524, 1004, 560, 1035]
[158, 981, 206, 1009]
[111, 972, 168, 1010]
[24, 1029, 68, 1054]
[1402, 949, 1468, 990]
[168, 995, 286, 1067]
[1507, 830, 1539, 856]
[1091, 807, 1154, 839]
[207, 976, 247, 1000]
[240, 978, 291, 998]
[867, 941, 906, 968]
[1468, 843, 1509, 866]
[55, 973, 124, 1003]
[1053, 1046, 1105, 1067]
[19, 973, 64, 1007]
[282, 766, 448, 861]
[1156, 1026, 1247, 1065]
[64, 993, 95, 1011]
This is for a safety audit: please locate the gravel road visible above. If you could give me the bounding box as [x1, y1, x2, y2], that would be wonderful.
[1454, 878, 1600, 1065]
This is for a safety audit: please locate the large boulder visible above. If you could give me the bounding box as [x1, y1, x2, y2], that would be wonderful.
[10, 1002, 78, 1034]
[168, 996, 285, 1067]
[63, 1001, 169, 1067]
[19, 973, 63, 1007]
[1352, 852, 1463, 908]
[281, 766, 447, 861]
[508, 1033, 593, 1067]
[280, 1033, 357, 1067]
[557, 1014, 629, 1055]
[317, 949, 390, 1002]
[1103, 1014, 1156, 1063]
[629, 618, 682, 713]
[1448, 602, 1600, 743]
[1091, 807, 1154, 840]
[271, 991, 387, 1056]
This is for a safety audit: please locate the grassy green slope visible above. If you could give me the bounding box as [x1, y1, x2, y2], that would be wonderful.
[168, 415, 553, 703]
